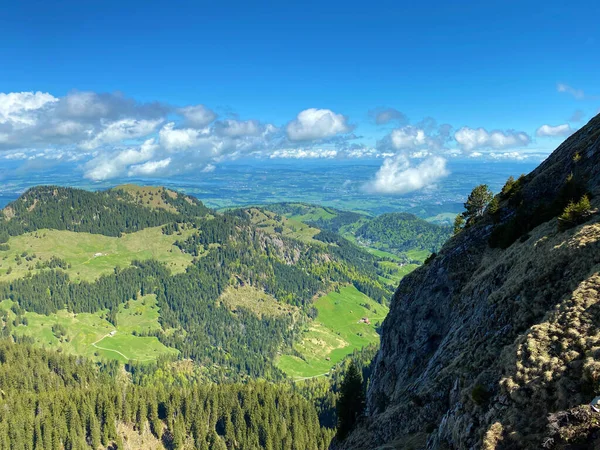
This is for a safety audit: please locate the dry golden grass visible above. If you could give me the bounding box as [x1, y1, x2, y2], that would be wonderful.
[482, 422, 504, 450]
[217, 285, 298, 318]
[113, 184, 180, 213]
[115, 422, 166, 450]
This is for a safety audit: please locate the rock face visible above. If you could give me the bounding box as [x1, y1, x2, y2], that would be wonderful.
[335, 114, 600, 450]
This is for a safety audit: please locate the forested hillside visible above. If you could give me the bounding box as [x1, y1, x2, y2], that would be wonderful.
[0, 186, 394, 381]
[0, 184, 426, 448]
[259, 203, 451, 257]
[0, 339, 334, 450]
[0, 185, 209, 237]
[354, 212, 451, 253]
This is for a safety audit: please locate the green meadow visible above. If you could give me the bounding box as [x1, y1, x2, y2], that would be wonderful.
[0, 226, 196, 282]
[0, 294, 177, 363]
[277, 285, 389, 379]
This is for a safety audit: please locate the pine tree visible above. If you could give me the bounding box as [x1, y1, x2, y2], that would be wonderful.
[462, 184, 494, 224]
[336, 362, 365, 441]
[453, 214, 465, 235]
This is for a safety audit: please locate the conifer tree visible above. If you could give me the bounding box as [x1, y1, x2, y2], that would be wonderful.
[336, 362, 365, 441]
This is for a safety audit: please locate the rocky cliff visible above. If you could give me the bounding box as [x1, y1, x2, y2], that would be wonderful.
[336, 114, 600, 449]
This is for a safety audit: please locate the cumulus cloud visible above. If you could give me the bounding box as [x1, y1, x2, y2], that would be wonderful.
[390, 126, 427, 149]
[84, 139, 159, 181]
[159, 123, 203, 151]
[286, 108, 351, 141]
[535, 123, 573, 138]
[363, 155, 449, 194]
[0, 92, 58, 125]
[80, 118, 163, 150]
[454, 127, 530, 152]
[370, 107, 407, 125]
[128, 158, 171, 176]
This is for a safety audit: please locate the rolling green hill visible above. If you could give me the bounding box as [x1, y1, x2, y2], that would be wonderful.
[354, 212, 452, 254]
[0, 185, 396, 380]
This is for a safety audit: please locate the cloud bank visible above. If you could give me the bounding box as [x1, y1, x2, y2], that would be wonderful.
[0, 89, 554, 194]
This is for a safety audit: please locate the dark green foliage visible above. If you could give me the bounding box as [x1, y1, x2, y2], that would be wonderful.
[51, 323, 67, 338]
[462, 184, 494, 225]
[453, 214, 465, 235]
[489, 175, 589, 249]
[488, 196, 500, 215]
[558, 195, 593, 231]
[294, 344, 377, 430]
[0, 340, 334, 449]
[336, 362, 366, 440]
[471, 384, 491, 405]
[35, 255, 69, 270]
[307, 211, 366, 233]
[424, 252, 437, 265]
[262, 203, 365, 233]
[0, 185, 208, 238]
[355, 213, 451, 253]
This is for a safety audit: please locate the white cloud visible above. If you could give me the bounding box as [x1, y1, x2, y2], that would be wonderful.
[390, 126, 427, 149]
[535, 123, 573, 137]
[270, 148, 338, 159]
[557, 83, 585, 100]
[80, 118, 162, 150]
[4, 151, 27, 160]
[159, 122, 202, 151]
[178, 105, 216, 127]
[128, 158, 171, 176]
[286, 108, 351, 141]
[363, 155, 449, 194]
[0, 92, 58, 126]
[84, 138, 158, 180]
[489, 151, 530, 161]
[201, 164, 216, 173]
[454, 127, 530, 152]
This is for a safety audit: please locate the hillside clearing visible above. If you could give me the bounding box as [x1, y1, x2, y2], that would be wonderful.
[0, 226, 195, 282]
[277, 285, 388, 379]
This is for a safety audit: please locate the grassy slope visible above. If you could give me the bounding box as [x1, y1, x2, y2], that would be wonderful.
[113, 184, 178, 209]
[277, 285, 389, 379]
[0, 295, 177, 363]
[0, 226, 195, 282]
[218, 285, 299, 319]
[246, 208, 321, 243]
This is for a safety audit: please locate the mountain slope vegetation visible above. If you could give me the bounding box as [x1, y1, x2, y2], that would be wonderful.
[0, 186, 394, 380]
[336, 114, 600, 449]
[354, 212, 451, 254]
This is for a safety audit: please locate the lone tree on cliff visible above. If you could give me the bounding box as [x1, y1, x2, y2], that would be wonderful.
[337, 361, 366, 440]
[463, 184, 494, 225]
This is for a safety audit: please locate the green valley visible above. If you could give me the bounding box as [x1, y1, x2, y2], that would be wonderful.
[277, 285, 388, 379]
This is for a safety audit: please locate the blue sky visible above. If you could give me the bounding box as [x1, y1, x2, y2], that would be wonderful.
[0, 0, 598, 193]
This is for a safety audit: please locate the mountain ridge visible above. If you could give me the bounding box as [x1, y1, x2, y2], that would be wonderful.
[335, 113, 600, 449]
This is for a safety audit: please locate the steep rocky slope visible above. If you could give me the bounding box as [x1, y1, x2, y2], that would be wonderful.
[337, 114, 600, 449]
